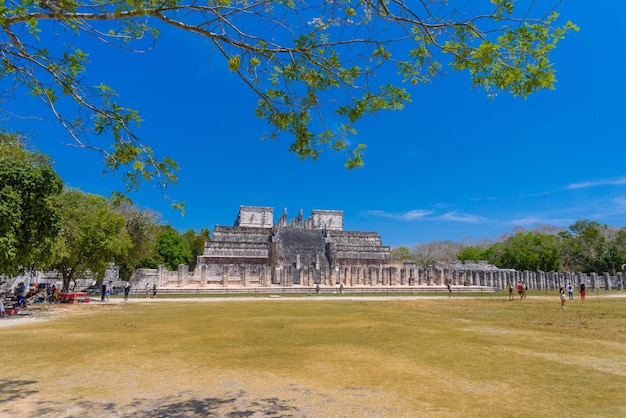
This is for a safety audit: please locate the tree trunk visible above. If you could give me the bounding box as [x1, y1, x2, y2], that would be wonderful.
[61, 268, 72, 293]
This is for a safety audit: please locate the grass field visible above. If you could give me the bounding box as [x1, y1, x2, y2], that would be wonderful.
[1, 295, 624, 417]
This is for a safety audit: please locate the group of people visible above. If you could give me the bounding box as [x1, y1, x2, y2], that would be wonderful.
[145, 283, 157, 299]
[507, 281, 528, 300]
[100, 281, 114, 301]
[508, 280, 588, 309]
[99, 281, 158, 301]
[559, 282, 586, 309]
[99, 281, 160, 300]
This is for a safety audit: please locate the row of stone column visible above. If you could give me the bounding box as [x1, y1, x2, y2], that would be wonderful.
[163, 262, 625, 290]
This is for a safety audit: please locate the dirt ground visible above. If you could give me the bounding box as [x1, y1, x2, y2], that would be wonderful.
[3, 295, 625, 417]
[0, 300, 412, 417]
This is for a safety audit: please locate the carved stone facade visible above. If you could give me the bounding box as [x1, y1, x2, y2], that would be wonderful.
[187, 206, 408, 287]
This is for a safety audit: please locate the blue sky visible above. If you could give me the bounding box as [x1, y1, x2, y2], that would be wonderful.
[5, 2, 626, 248]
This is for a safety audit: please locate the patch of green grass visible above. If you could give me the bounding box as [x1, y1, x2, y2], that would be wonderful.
[1, 297, 624, 416]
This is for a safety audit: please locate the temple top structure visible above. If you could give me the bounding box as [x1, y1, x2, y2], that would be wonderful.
[234, 206, 274, 228]
[234, 205, 343, 231]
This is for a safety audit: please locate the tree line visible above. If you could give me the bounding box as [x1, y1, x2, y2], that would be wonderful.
[0, 132, 210, 291]
[392, 222, 626, 275]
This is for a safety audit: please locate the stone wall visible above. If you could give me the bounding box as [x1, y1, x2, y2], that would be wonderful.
[211, 226, 272, 244]
[201, 241, 271, 258]
[234, 206, 273, 228]
[307, 210, 343, 230]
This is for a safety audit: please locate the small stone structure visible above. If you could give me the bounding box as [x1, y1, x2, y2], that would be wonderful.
[130, 206, 626, 292]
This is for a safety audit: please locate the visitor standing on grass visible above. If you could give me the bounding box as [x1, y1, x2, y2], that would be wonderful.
[580, 282, 586, 301]
[152, 283, 157, 299]
[145, 283, 150, 298]
[521, 281, 527, 299]
[447, 283, 452, 298]
[106, 281, 112, 301]
[124, 282, 131, 301]
[101, 282, 106, 301]
[0, 298, 5, 318]
[517, 281, 523, 299]
[559, 286, 566, 309]
[566, 283, 574, 300]
[508, 283, 514, 301]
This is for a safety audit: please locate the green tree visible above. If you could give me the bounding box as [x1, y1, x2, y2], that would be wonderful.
[559, 220, 621, 273]
[489, 231, 560, 272]
[0, 132, 64, 275]
[181, 228, 211, 270]
[391, 246, 413, 260]
[0, 1, 577, 195]
[153, 227, 193, 271]
[50, 189, 132, 291]
[111, 201, 161, 279]
[457, 246, 489, 262]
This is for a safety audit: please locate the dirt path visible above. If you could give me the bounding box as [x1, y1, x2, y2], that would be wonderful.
[2, 293, 624, 329]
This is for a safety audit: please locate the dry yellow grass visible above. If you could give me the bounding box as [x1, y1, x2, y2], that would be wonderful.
[0, 296, 624, 417]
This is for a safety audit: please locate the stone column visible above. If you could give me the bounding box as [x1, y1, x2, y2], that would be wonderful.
[427, 268, 434, 286]
[437, 267, 444, 286]
[259, 266, 266, 286]
[178, 264, 188, 287]
[240, 266, 248, 287]
[589, 272, 595, 290]
[221, 266, 229, 287]
[604, 272, 611, 290]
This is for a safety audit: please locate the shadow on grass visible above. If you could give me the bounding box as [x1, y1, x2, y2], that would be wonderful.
[4, 388, 302, 417]
[0, 379, 39, 404]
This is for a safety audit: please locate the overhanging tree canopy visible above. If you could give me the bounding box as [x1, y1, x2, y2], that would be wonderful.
[0, 1, 577, 202]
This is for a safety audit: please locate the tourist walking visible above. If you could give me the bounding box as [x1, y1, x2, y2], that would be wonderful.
[152, 283, 157, 299]
[145, 283, 150, 298]
[580, 282, 586, 301]
[559, 286, 567, 309]
[315, 284, 320, 294]
[508, 283, 514, 301]
[106, 281, 112, 301]
[0, 298, 5, 318]
[101, 282, 106, 301]
[124, 282, 131, 301]
[566, 283, 574, 300]
[521, 281, 527, 299]
[517, 281, 523, 299]
[447, 283, 452, 298]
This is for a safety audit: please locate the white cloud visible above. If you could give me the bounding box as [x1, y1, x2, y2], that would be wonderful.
[565, 176, 626, 190]
[509, 216, 543, 226]
[364, 209, 433, 221]
[439, 211, 483, 223]
[469, 196, 501, 202]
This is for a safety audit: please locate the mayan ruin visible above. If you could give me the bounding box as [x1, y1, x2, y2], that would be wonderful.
[130, 206, 626, 292]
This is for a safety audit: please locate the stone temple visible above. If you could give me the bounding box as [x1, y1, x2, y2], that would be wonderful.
[190, 206, 414, 287]
[130, 205, 624, 292]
